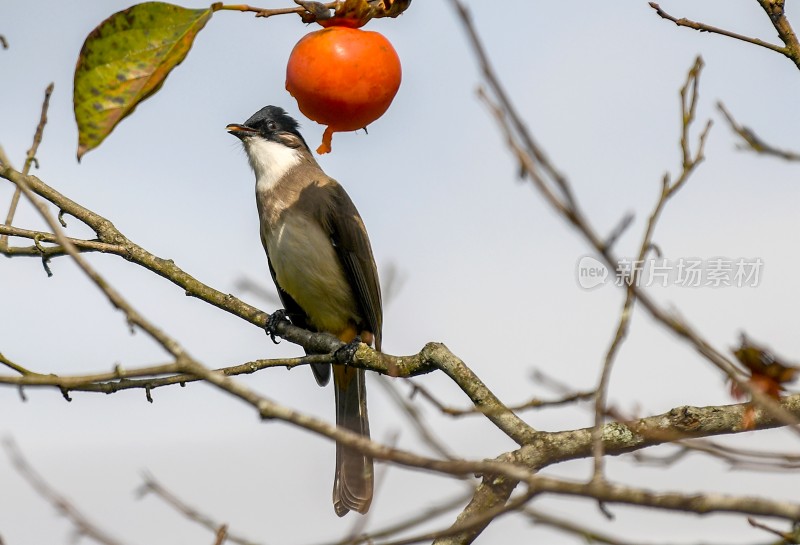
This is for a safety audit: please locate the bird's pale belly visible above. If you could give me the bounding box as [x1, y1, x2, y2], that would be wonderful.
[264, 213, 360, 334]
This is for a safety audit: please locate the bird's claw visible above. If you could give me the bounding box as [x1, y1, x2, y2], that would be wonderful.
[334, 336, 361, 365]
[265, 309, 289, 344]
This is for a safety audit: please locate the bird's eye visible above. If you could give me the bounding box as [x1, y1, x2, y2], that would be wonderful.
[267, 121, 278, 131]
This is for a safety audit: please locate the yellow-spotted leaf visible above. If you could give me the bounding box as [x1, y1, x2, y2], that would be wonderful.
[74, 2, 217, 160]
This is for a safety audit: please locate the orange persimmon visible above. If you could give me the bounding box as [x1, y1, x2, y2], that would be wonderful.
[286, 26, 402, 153]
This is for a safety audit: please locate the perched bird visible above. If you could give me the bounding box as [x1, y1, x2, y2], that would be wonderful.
[227, 106, 382, 516]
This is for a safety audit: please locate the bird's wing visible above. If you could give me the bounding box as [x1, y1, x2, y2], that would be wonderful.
[325, 183, 383, 351]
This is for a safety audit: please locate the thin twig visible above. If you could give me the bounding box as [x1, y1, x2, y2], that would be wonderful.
[447, 0, 800, 540]
[634, 439, 800, 472]
[455, 0, 800, 434]
[0, 146, 11, 168]
[603, 212, 635, 251]
[701, 439, 800, 464]
[3, 438, 129, 545]
[213, 525, 230, 545]
[410, 379, 592, 417]
[138, 474, 265, 545]
[0, 352, 35, 375]
[176, 351, 800, 527]
[648, 2, 786, 55]
[3, 85, 190, 361]
[755, 0, 800, 70]
[317, 493, 473, 545]
[525, 507, 654, 545]
[748, 517, 800, 542]
[1, 83, 53, 250]
[0, 224, 125, 257]
[717, 101, 800, 161]
[233, 276, 280, 306]
[11, 341, 800, 540]
[452, 4, 576, 212]
[11, 174, 189, 359]
[373, 488, 537, 545]
[215, 2, 337, 19]
[0, 353, 334, 394]
[215, 0, 412, 23]
[377, 377, 459, 460]
[478, 49, 799, 438]
[591, 56, 711, 483]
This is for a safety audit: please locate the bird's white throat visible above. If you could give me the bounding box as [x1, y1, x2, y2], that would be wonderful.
[244, 137, 303, 193]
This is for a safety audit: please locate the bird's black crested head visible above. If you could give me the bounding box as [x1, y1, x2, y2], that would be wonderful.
[243, 105, 300, 135]
[227, 105, 309, 150]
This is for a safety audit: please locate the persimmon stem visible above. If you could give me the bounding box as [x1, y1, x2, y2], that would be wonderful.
[317, 126, 334, 154]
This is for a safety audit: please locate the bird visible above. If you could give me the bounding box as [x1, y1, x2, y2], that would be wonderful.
[227, 105, 381, 516]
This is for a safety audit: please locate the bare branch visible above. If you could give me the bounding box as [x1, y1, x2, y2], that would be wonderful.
[717, 101, 800, 161]
[214, 1, 410, 24]
[603, 212, 635, 251]
[702, 439, 800, 466]
[525, 507, 678, 545]
[529, 475, 800, 520]
[591, 56, 712, 483]
[171, 350, 800, 524]
[748, 517, 800, 542]
[0, 354, 333, 394]
[453, 0, 800, 437]
[377, 377, 460, 460]
[377, 488, 537, 545]
[5, 6, 800, 544]
[409, 379, 592, 417]
[233, 276, 280, 306]
[11, 342, 800, 543]
[0, 159, 538, 446]
[756, 0, 800, 70]
[12, 174, 189, 359]
[634, 438, 800, 472]
[448, 0, 800, 539]
[317, 493, 473, 545]
[214, 525, 230, 545]
[648, 2, 787, 56]
[403, 343, 536, 444]
[0, 352, 36, 375]
[1, 83, 53, 250]
[137, 474, 265, 545]
[214, 2, 338, 20]
[0, 224, 125, 257]
[5, 98, 527, 544]
[2, 93, 189, 361]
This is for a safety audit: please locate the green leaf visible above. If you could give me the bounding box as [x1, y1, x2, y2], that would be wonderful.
[73, 2, 216, 161]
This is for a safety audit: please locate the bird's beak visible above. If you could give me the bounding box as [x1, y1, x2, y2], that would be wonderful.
[226, 123, 257, 138]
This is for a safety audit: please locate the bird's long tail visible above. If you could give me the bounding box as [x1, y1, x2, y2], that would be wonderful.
[332, 365, 373, 516]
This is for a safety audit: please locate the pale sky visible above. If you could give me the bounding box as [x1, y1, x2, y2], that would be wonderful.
[2, 1, 800, 543]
